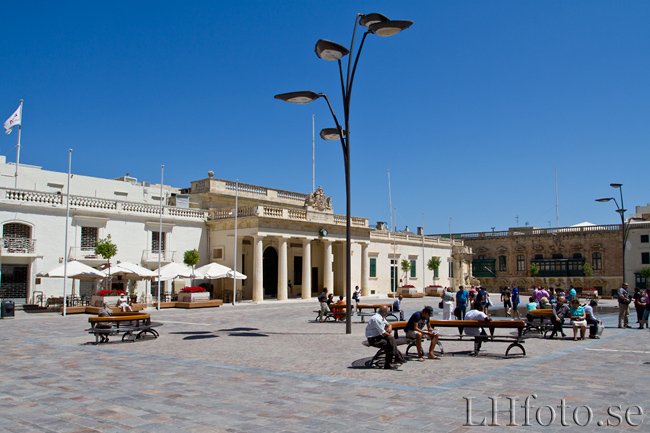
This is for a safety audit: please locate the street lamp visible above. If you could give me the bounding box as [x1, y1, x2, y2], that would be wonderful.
[596, 183, 627, 282]
[275, 13, 412, 334]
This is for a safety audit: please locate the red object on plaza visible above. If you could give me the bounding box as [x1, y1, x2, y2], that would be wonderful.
[181, 287, 207, 293]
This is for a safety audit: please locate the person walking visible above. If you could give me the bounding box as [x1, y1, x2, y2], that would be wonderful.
[617, 283, 632, 328]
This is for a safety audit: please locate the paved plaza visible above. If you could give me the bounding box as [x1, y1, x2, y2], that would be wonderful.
[0, 297, 647, 432]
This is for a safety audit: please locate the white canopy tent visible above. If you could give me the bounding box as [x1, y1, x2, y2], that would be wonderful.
[105, 262, 157, 280]
[153, 262, 194, 282]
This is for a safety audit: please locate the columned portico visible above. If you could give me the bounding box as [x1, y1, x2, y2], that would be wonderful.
[301, 238, 312, 299]
[253, 235, 263, 302]
[323, 240, 333, 292]
[277, 237, 288, 301]
[360, 242, 370, 296]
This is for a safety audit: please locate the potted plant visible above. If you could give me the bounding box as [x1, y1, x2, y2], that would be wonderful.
[177, 286, 210, 303]
[91, 289, 125, 308]
[184, 249, 200, 287]
[400, 259, 411, 286]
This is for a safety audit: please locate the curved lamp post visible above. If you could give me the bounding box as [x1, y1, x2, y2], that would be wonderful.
[596, 183, 627, 282]
[275, 13, 412, 334]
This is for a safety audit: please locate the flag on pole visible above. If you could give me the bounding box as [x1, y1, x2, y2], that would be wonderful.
[4, 104, 22, 135]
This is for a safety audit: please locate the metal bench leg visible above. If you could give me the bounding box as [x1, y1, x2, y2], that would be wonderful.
[505, 342, 526, 357]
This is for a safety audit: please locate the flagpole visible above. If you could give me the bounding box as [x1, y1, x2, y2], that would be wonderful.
[14, 100, 23, 189]
[62, 149, 72, 316]
[157, 165, 164, 310]
[232, 179, 239, 305]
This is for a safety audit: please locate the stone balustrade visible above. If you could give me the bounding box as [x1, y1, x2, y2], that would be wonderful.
[208, 204, 369, 228]
[3, 188, 208, 220]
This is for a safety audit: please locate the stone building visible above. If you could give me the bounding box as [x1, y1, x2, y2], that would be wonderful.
[435, 224, 626, 296]
[0, 157, 469, 303]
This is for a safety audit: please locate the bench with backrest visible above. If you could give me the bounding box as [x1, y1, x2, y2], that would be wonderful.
[523, 309, 554, 335]
[314, 306, 396, 323]
[363, 319, 526, 364]
[86, 312, 161, 344]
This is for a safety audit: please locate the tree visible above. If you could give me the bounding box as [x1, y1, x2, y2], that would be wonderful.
[529, 263, 539, 279]
[184, 249, 200, 286]
[427, 256, 441, 284]
[95, 234, 118, 287]
[583, 263, 593, 277]
[401, 259, 411, 286]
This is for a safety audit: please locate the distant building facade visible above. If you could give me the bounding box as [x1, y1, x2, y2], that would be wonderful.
[434, 224, 627, 296]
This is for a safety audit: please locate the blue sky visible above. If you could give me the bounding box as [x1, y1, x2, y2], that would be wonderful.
[2, 1, 649, 234]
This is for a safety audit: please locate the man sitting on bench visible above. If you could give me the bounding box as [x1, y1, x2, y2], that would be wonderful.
[366, 306, 405, 370]
[405, 306, 440, 361]
[97, 302, 114, 343]
[465, 300, 491, 356]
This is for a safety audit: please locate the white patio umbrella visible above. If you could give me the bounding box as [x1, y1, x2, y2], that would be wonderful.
[153, 262, 194, 282]
[38, 261, 106, 281]
[194, 262, 247, 280]
[105, 262, 157, 280]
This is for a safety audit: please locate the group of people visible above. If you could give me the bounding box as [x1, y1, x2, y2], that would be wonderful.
[447, 285, 494, 320]
[317, 287, 363, 322]
[365, 300, 492, 369]
[617, 282, 650, 329]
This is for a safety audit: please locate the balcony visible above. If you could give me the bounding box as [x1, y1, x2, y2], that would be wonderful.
[1, 237, 37, 256]
[531, 258, 585, 278]
[142, 250, 175, 266]
[472, 259, 496, 278]
[68, 247, 107, 265]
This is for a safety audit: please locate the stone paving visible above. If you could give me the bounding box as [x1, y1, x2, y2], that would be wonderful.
[0, 297, 647, 432]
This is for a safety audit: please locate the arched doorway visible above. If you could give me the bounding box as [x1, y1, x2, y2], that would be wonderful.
[263, 247, 278, 298]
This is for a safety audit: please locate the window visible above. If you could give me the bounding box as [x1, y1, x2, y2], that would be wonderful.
[3, 223, 31, 239]
[534, 254, 543, 260]
[81, 227, 98, 251]
[152, 231, 165, 252]
[370, 258, 377, 278]
[212, 247, 224, 260]
[434, 266, 439, 278]
[592, 252, 602, 270]
[410, 259, 416, 278]
[478, 255, 487, 260]
[517, 255, 525, 271]
[552, 254, 563, 259]
[498, 255, 507, 272]
[643, 252, 650, 265]
[573, 253, 582, 259]
[642, 235, 649, 243]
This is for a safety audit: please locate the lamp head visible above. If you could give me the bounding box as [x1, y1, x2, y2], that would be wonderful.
[369, 20, 413, 37]
[315, 39, 349, 61]
[595, 198, 613, 203]
[274, 91, 322, 104]
[320, 128, 346, 141]
[610, 183, 623, 188]
[359, 13, 389, 28]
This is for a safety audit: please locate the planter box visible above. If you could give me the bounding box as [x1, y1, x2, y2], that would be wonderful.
[177, 292, 210, 303]
[90, 295, 120, 308]
[426, 286, 443, 296]
[398, 287, 419, 295]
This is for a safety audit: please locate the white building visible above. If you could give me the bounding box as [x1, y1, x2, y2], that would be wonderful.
[0, 157, 470, 304]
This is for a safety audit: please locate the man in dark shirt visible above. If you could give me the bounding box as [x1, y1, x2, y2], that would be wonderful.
[549, 296, 569, 339]
[405, 306, 440, 361]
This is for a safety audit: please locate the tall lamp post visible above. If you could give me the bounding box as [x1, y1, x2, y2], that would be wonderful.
[275, 13, 412, 334]
[596, 183, 627, 282]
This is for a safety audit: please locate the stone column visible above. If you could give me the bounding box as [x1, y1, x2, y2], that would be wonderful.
[302, 238, 312, 299]
[323, 240, 334, 293]
[277, 237, 288, 301]
[360, 242, 370, 296]
[253, 235, 263, 302]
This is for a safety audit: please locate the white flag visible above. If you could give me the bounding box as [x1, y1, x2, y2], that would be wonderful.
[4, 104, 22, 135]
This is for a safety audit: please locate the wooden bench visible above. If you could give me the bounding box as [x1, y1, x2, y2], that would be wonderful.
[523, 309, 554, 336]
[362, 321, 444, 367]
[314, 309, 396, 323]
[363, 319, 526, 363]
[86, 313, 161, 344]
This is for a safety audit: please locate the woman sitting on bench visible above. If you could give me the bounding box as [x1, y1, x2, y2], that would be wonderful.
[569, 298, 587, 341]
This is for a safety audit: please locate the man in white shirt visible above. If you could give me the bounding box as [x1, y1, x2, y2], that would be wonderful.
[366, 305, 404, 369]
[465, 300, 491, 356]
